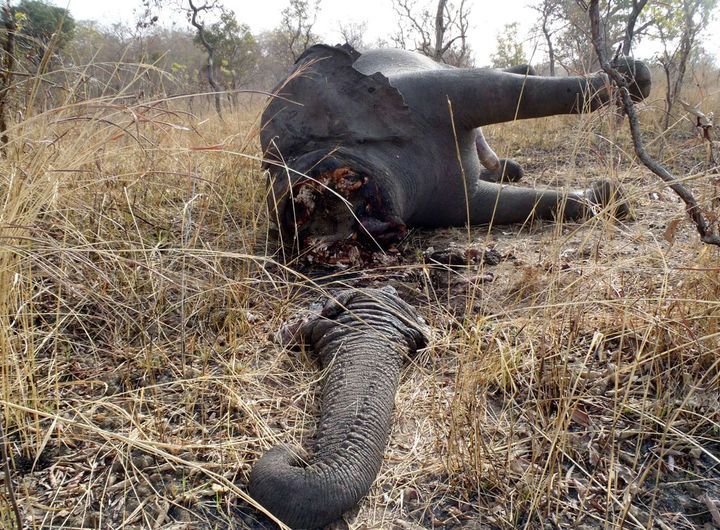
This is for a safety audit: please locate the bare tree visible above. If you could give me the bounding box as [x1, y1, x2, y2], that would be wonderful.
[531, 0, 561, 76]
[551, 0, 654, 73]
[339, 20, 368, 50]
[587, 0, 720, 247]
[392, 0, 472, 67]
[136, 0, 233, 112]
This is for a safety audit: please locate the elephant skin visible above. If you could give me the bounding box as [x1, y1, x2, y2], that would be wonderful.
[261, 44, 651, 252]
[249, 288, 430, 529]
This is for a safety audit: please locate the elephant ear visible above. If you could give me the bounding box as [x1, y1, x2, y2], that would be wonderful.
[261, 44, 414, 163]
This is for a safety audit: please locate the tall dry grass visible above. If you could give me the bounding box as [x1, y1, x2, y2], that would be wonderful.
[0, 58, 718, 530]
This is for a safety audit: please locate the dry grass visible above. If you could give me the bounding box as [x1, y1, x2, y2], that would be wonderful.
[0, 64, 718, 530]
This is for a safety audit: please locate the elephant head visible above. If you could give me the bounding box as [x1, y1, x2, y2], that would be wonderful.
[249, 288, 430, 529]
[262, 44, 650, 255]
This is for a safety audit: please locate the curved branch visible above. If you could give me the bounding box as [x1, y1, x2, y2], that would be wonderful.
[588, 0, 720, 247]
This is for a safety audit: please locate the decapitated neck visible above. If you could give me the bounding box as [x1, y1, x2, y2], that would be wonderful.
[266, 149, 406, 254]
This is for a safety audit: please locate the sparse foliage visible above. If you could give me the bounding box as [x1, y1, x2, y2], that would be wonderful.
[196, 9, 258, 104]
[620, 0, 650, 55]
[392, 0, 472, 67]
[277, 0, 320, 61]
[531, 0, 561, 75]
[2, 0, 75, 65]
[547, 0, 654, 73]
[339, 20, 368, 50]
[187, 0, 224, 117]
[588, 0, 720, 246]
[490, 22, 528, 69]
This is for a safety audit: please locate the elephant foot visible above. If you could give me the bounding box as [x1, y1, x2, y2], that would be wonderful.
[479, 158, 524, 182]
[611, 56, 652, 102]
[580, 180, 631, 220]
[283, 166, 407, 260]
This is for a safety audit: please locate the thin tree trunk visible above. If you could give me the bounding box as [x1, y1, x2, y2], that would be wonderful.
[433, 0, 447, 61]
[661, 3, 695, 132]
[188, 0, 222, 118]
[0, 1, 15, 155]
[542, 21, 555, 76]
[662, 62, 673, 131]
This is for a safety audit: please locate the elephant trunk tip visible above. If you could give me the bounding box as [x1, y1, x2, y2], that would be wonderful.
[248, 444, 355, 529]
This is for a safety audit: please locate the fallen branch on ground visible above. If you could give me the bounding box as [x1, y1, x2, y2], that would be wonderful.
[588, 0, 720, 247]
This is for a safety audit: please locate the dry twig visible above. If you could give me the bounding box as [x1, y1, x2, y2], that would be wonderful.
[680, 99, 717, 165]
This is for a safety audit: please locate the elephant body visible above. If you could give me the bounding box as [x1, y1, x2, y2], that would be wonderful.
[261, 44, 650, 251]
[249, 289, 429, 529]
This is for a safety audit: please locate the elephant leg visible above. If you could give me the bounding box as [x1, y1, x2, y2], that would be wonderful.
[474, 127, 501, 171]
[249, 288, 429, 530]
[502, 64, 537, 76]
[465, 179, 628, 225]
[394, 58, 650, 127]
[475, 129, 524, 182]
[478, 160, 525, 183]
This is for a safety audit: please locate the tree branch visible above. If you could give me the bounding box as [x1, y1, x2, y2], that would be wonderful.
[588, 0, 720, 246]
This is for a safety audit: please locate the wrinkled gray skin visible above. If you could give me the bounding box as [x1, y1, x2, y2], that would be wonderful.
[249, 288, 429, 529]
[262, 44, 651, 249]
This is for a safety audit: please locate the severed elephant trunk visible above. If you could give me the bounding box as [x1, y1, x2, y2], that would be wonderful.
[249, 289, 429, 529]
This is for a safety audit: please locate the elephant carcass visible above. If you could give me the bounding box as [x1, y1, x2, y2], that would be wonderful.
[261, 44, 651, 255]
[249, 288, 430, 529]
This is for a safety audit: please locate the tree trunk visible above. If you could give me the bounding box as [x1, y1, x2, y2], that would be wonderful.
[661, 1, 697, 132]
[662, 61, 673, 131]
[0, 2, 16, 155]
[433, 0, 448, 61]
[188, 0, 222, 118]
[542, 21, 555, 76]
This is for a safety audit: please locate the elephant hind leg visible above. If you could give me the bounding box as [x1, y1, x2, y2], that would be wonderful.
[479, 159, 524, 183]
[475, 128, 524, 182]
